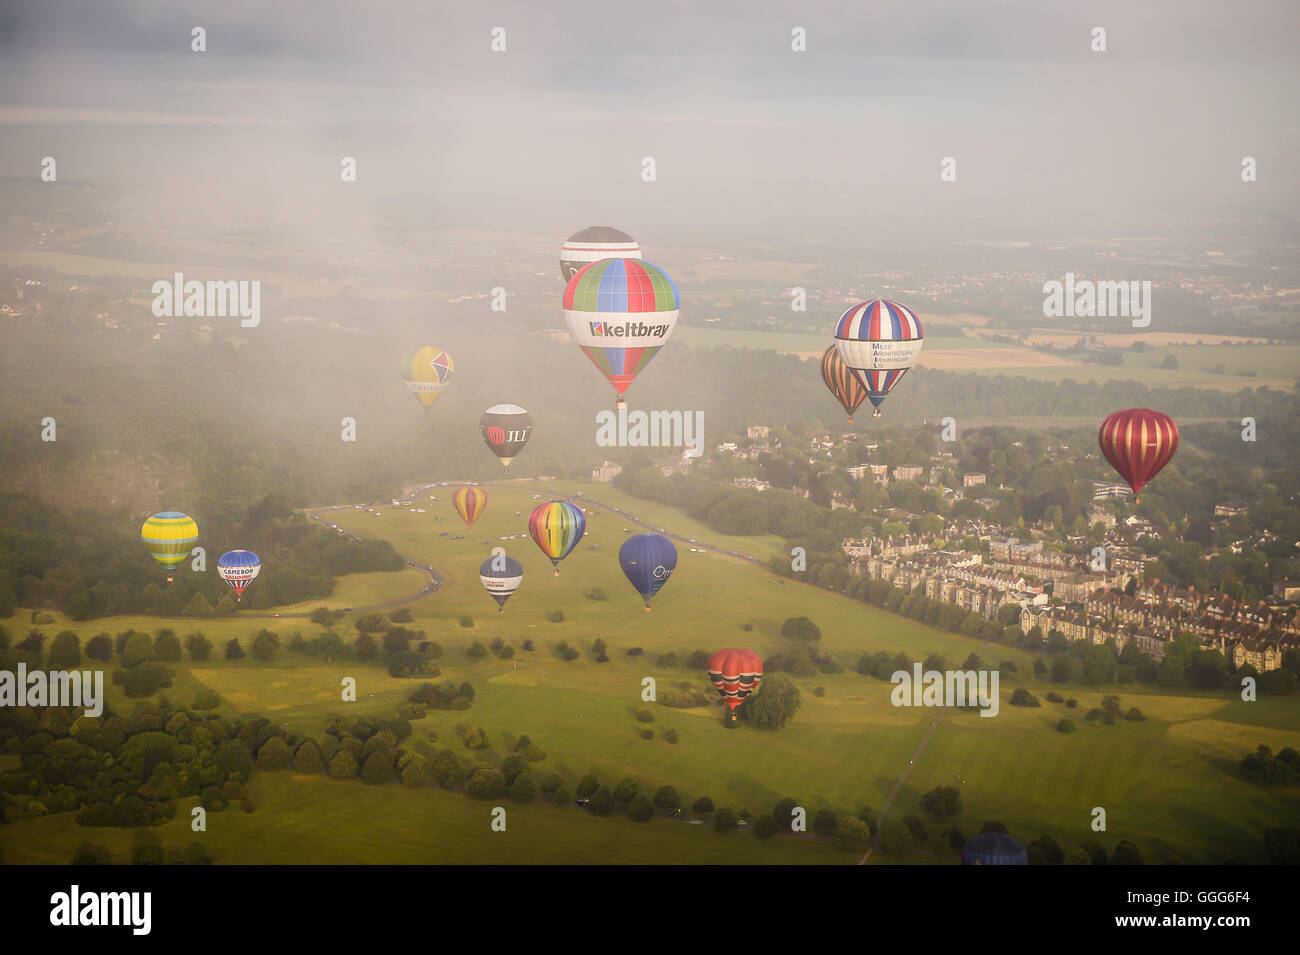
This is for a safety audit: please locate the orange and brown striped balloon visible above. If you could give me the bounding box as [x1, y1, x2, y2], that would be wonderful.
[820, 345, 868, 423]
[1098, 408, 1179, 498]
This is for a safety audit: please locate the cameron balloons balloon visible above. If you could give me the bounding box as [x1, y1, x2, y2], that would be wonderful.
[560, 226, 640, 282]
[401, 346, 454, 414]
[707, 648, 764, 721]
[480, 404, 533, 472]
[563, 258, 679, 408]
[479, 555, 523, 612]
[217, 549, 261, 601]
[452, 486, 487, 531]
[141, 511, 198, 582]
[618, 533, 677, 610]
[528, 500, 586, 575]
[820, 344, 868, 424]
[1098, 408, 1178, 500]
[833, 299, 924, 418]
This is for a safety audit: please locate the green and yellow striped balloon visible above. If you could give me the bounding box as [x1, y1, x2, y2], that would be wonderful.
[141, 511, 198, 581]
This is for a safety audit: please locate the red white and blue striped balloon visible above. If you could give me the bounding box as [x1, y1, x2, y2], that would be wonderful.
[832, 299, 924, 411]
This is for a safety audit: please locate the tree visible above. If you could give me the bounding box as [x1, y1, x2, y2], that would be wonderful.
[653, 786, 681, 812]
[251, 630, 280, 661]
[1161, 353, 1178, 370]
[122, 631, 154, 667]
[256, 737, 292, 770]
[856, 805, 878, 836]
[714, 808, 738, 832]
[920, 785, 962, 820]
[587, 786, 616, 816]
[744, 674, 801, 729]
[628, 793, 654, 821]
[754, 816, 779, 839]
[1110, 841, 1144, 865]
[185, 632, 212, 661]
[812, 808, 838, 836]
[48, 631, 81, 668]
[780, 617, 822, 643]
[773, 797, 799, 830]
[85, 633, 113, 662]
[879, 820, 914, 855]
[576, 773, 600, 799]
[355, 633, 378, 661]
[693, 796, 714, 814]
[293, 740, 324, 774]
[224, 638, 245, 661]
[71, 841, 112, 865]
[510, 773, 537, 802]
[329, 750, 359, 779]
[613, 777, 641, 805]
[465, 768, 506, 799]
[835, 817, 872, 853]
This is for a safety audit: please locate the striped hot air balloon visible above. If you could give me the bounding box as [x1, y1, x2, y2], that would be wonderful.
[452, 486, 487, 532]
[707, 648, 764, 722]
[1098, 409, 1179, 501]
[217, 550, 261, 601]
[833, 299, 924, 418]
[479, 555, 523, 612]
[560, 226, 640, 282]
[141, 511, 198, 582]
[401, 346, 454, 414]
[820, 344, 868, 424]
[528, 500, 586, 575]
[563, 258, 679, 409]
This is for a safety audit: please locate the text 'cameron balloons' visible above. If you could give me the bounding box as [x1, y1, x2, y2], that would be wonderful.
[563, 258, 679, 408]
[618, 533, 677, 610]
[452, 486, 487, 531]
[479, 555, 523, 612]
[217, 550, 261, 601]
[820, 344, 868, 424]
[707, 648, 764, 721]
[141, 511, 198, 582]
[401, 347, 454, 414]
[560, 226, 640, 282]
[961, 832, 1028, 866]
[1098, 408, 1179, 500]
[528, 500, 586, 575]
[833, 299, 924, 419]
[480, 404, 533, 472]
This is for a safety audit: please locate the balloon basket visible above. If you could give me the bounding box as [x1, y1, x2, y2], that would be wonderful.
[166, 575, 173, 583]
[872, 409, 882, 419]
[643, 605, 652, 613]
[553, 570, 560, 577]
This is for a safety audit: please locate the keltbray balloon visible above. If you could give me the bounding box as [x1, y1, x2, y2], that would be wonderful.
[528, 500, 586, 575]
[707, 648, 764, 722]
[480, 404, 533, 472]
[141, 511, 198, 582]
[401, 346, 454, 414]
[479, 555, 523, 612]
[452, 486, 487, 532]
[833, 299, 924, 418]
[217, 549, 261, 602]
[820, 344, 868, 424]
[1098, 408, 1178, 502]
[563, 258, 679, 409]
[560, 226, 640, 282]
[618, 533, 677, 610]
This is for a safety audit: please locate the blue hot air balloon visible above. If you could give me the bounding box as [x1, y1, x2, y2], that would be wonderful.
[479, 555, 523, 612]
[961, 831, 1028, 866]
[618, 534, 677, 611]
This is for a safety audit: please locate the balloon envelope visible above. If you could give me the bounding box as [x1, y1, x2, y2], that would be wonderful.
[820, 344, 868, 422]
[401, 346, 454, 411]
[961, 832, 1028, 866]
[560, 226, 640, 282]
[1098, 408, 1178, 496]
[217, 549, 261, 597]
[529, 500, 586, 571]
[479, 555, 523, 611]
[707, 648, 764, 712]
[833, 300, 924, 411]
[618, 533, 677, 607]
[480, 404, 533, 471]
[452, 486, 487, 531]
[563, 258, 679, 400]
[141, 511, 198, 578]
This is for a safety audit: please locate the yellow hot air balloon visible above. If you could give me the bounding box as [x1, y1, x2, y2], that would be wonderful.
[452, 486, 487, 532]
[401, 347, 454, 414]
[141, 511, 198, 582]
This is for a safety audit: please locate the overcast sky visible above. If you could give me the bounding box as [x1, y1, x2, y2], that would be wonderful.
[1, 0, 1296, 244]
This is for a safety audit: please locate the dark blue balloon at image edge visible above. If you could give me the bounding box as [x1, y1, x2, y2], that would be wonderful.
[618, 533, 677, 607]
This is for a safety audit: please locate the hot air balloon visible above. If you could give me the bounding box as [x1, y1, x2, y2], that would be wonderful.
[141, 511, 198, 582]
[707, 648, 764, 722]
[820, 344, 868, 424]
[217, 549, 261, 602]
[480, 404, 533, 472]
[560, 226, 641, 282]
[401, 346, 454, 414]
[479, 555, 523, 612]
[563, 258, 679, 409]
[961, 831, 1028, 866]
[833, 299, 924, 418]
[452, 486, 487, 532]
[618, 533, 677, 610]
[528, 500, 586, 575]
[1098, 409, 1178, 502]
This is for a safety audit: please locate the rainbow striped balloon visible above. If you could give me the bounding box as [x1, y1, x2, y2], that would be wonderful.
[141, 511, 198, 581]
[528, 500, 586, 575]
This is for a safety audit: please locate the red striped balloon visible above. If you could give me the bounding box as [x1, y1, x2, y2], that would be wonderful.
[707, 648, 764, 721]
[1098, 409, 1179, 498]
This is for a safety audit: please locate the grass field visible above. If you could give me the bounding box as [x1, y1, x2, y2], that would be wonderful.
[4, 481, 1298, 864]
